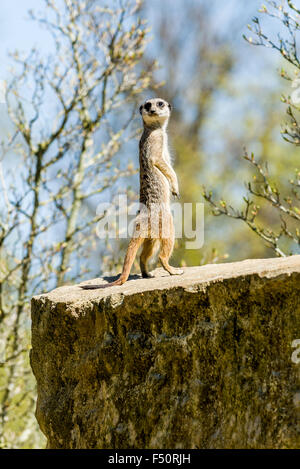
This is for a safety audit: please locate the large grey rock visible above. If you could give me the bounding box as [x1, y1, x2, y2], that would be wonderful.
[30, 256, 300, 448]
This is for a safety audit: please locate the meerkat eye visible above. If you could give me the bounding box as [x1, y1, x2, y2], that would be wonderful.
[158, 101, 164, 108]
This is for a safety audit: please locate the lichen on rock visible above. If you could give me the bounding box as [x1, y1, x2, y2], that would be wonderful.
[30, 256, 300, 448]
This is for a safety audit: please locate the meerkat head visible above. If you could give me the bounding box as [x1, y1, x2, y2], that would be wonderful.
[139, 98, 172, 128]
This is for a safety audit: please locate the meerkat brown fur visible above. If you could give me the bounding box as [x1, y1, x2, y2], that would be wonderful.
[82, 98, 183, 289]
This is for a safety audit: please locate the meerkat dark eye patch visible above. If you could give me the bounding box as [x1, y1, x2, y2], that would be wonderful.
[158, 101, 164, 107]
[144, 102, 151, 112]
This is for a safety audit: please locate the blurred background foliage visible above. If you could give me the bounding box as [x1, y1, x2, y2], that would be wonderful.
[0, 0, 299, 449]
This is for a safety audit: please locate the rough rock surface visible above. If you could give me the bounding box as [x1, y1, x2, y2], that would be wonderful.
[30, 256, 300, 449]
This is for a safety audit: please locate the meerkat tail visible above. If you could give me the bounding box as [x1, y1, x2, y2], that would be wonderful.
[80, 278, 123, 290]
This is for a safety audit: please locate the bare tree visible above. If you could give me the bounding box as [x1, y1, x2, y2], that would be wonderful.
[0, 0, 156, 448]
[203, 0, 300, 257]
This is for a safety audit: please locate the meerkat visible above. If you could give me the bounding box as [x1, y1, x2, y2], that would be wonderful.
[81, 98, 183, 290]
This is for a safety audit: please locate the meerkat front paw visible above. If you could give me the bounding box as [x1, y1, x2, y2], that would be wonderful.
[172, 189, 180, 199]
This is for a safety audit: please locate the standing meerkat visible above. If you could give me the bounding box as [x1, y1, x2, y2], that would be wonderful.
[82, 98, 183, 289]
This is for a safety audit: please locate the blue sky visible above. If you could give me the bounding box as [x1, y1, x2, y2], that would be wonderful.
[0, 0, 289, 152]
[0, 0, 288, 168]
[0, 0, 278, 80]
[0, 0, 52, 79]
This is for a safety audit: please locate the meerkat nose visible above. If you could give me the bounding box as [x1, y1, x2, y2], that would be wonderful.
[150, 110, 156, 114]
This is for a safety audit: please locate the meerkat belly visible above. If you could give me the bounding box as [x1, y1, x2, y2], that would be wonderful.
[139, 162, 169, 206]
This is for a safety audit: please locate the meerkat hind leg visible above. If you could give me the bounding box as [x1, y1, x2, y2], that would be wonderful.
[159, 237, 184, 276]
[140, 239, 158, 278]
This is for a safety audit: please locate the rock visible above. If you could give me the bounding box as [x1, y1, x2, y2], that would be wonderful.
[30, 255, 300, 449]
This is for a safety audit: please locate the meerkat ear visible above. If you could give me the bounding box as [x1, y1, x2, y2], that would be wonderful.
[139, 104, 143, 115]
[168, 103, 172, 112]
